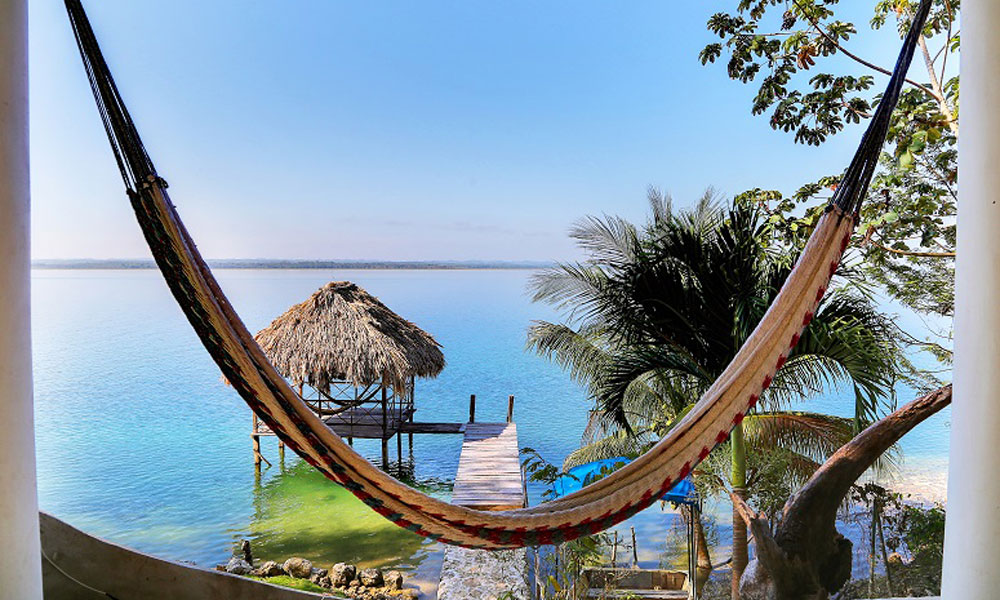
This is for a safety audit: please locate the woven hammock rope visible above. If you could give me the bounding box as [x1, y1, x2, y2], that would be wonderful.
[64, 0, 932, 549]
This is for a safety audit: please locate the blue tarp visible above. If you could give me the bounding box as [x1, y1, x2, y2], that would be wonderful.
[550, 456, 697, 505]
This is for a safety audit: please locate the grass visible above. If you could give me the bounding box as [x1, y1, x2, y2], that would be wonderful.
[249, 575, 344, 595]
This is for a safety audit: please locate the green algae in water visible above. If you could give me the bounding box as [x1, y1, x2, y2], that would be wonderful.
[242, 460, 450, 569]
[250, 575, 343, 595]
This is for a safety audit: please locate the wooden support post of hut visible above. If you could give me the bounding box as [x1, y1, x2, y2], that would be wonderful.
[251, 414, 261, 470]
[381, 382, 389, 469]
[407, 375, 416, 450]
[247, 281, 445, 470]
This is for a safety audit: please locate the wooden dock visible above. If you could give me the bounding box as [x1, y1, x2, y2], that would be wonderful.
[451, 422, 526, 511]
[438, 420, 530, 600]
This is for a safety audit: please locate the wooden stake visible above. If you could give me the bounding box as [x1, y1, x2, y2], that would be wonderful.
[534, 547, 543, 599]
[611, 531, 618, 567]
[469, 394, 476, 423]
[631, 526, 638, 568]
[507, 395, 515, 423]
[408, 409, 414, 448]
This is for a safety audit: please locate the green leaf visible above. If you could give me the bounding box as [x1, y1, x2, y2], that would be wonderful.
[898, 150, 914, 170]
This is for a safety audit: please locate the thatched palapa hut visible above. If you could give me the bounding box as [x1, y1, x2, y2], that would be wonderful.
[249, 281, 445, 469]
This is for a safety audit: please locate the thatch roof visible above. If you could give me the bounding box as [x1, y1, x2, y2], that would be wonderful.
[254, 281, 445, 393]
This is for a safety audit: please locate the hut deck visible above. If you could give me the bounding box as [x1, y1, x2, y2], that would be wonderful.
[400, 422, 466, 434]
[451, 423, 525, 511]
[255, 406, 415, 439]
[255, 408, 467, 439]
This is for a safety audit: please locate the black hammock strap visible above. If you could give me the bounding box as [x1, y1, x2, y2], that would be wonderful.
[830, 0, 932, 215]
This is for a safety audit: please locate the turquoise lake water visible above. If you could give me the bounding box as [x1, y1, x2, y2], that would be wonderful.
[32, 268, 951, 594]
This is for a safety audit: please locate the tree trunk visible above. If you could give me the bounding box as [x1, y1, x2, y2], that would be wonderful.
[695, 507, 713, 572]
[682, 504, 714, 596]
[735, 385, 952, 599]
[731, 423, 748, 599]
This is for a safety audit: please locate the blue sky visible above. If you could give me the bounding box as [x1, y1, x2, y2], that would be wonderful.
[30, 1, 911, 261]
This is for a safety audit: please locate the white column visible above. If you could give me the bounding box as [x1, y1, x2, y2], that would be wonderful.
[0, 0, 41, 598]
[941, 0, 1000, 597]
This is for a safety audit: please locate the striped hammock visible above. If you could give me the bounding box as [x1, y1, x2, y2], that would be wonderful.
[64, 0, 931, 549]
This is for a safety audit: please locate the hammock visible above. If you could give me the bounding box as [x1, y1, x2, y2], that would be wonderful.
[64, 0, 931, 549]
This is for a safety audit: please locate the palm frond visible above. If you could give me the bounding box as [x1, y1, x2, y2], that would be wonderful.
[563, 429, 654, 470]
[743, 411, 854, 465]
[569, 214, 639, 266]
[526, 321, 610, 386]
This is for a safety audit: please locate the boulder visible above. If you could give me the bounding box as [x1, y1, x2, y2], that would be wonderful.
[358, 567, 383, 587]
[225, 557, 253, 576]
[282, 557, 314, 579]
[254, 560, 284, 577]
[402, 589, 420, 599]
[331, 562, 357, 587]
[384, 570, 404, 591]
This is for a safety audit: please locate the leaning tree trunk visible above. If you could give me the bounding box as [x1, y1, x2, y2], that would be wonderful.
[735, 385, 952, 600]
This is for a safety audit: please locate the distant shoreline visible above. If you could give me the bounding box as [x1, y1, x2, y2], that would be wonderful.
[31, 259, 555, 270]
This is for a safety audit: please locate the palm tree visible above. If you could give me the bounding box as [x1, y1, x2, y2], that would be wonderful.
[528, 189, 902, 598]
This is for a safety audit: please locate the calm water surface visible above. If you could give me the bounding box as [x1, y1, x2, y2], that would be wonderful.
[32, 269, 951, 593]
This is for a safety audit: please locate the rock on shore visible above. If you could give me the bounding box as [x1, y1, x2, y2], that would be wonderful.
[220, 552, 415, 599]
[282, 557, 313, 579]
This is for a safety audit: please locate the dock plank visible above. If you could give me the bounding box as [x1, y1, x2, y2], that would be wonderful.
[451, 423, 526, 511]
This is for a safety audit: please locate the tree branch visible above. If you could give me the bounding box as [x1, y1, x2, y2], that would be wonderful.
[741, 385, 953, 599]
[782, 385, 951, 521]
[870, 240, 955, 258]
[940, 0, 955, 85]
[729, 488, 762, 526]
[918, 34, 960, 136]
[789, 0, 939, 98]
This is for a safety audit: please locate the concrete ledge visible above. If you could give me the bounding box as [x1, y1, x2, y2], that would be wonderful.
[40, 512, 324, 600]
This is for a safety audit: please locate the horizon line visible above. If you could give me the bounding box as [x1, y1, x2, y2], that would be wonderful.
[31, 258, 558, 270]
